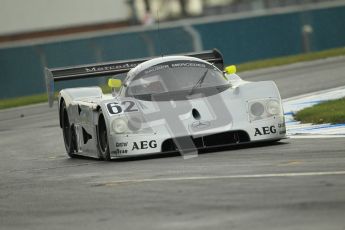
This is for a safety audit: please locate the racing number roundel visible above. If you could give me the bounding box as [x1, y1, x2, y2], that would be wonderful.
[107, 102, 122, 115]
[106, 101, 139, 115]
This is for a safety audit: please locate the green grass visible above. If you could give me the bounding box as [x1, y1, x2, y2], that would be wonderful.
[0, 93, 49, 110]
[294, 98, 345, 124]
[0, 87, 110, 110]
[1, 46, 345, 110]
[237, 46, 345, 72]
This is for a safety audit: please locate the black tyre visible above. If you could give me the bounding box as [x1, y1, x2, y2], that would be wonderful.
[61, 100, 77, 158]
[97, 112, 111, 161]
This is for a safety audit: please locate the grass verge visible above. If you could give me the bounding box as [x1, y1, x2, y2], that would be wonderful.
[0, 94, 48, 110]
[237, 46, 345, 72]
[1, 46, 345, 110]
[294, 98, 345, 124]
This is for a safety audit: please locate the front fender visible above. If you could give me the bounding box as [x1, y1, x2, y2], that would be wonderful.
[58, 87, 103, 128]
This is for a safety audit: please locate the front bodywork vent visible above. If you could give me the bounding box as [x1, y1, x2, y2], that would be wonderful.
[161, 130, 250, 152]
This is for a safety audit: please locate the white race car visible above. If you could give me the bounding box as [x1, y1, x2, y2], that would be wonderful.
[45, 49, 286, 160]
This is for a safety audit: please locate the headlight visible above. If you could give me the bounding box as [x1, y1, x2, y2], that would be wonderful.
[112, 118, 128, 134]
[250, 102, 265, 117]
[266, 100, 281, 115]
[248, 98, 282, 121]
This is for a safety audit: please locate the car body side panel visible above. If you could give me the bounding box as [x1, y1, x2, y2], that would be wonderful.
[58, 87, 104, 158]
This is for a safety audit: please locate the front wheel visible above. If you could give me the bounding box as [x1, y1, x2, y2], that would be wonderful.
[97, 112, 111, 161]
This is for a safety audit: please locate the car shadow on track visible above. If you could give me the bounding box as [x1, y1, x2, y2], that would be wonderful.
[68, 140, 289, 162]
[112, 140, 289, 162]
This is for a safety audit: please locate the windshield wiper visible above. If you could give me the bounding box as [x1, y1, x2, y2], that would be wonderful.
[189, 69, 208, 95]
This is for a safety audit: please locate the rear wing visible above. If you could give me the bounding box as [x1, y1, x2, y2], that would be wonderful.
[45, 49, 224, 107]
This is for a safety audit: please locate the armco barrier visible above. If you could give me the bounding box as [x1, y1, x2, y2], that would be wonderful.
[0, 3, 344, 99]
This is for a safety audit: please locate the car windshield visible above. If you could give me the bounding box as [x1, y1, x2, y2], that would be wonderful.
[125, 60, 228, 99]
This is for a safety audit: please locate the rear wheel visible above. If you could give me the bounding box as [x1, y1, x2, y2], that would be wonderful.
[97, 112, 111, 161]
[61, 101, 77, 158]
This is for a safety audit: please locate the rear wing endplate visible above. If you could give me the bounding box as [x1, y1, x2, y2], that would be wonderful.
[45, 49, 224, 107]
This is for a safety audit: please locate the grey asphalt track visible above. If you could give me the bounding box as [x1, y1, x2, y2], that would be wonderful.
[1, 57, 345, 230]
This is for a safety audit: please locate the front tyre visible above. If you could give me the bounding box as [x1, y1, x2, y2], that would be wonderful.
[97, 112, 111, 161]
[61, 101, 77, 158]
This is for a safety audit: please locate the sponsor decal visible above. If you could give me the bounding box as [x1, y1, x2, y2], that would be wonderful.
[171, 62, 206, 68]
[144, 65, 169, 74]
[254, 125, 277, 136]
[139, 61, 212, 76]
[191, 120, 211, 129]
[85, 63, 138, 73]
[116, 142, 128, 147]
[106, 100, 139, 115]
[132, 140, 157, 151]
[113, 149, 128, 155]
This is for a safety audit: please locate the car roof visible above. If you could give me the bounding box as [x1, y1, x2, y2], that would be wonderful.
[126, 55, 210, 82]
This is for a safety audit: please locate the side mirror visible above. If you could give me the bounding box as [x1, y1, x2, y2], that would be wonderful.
[224, 65, 236, 75]
[108, 78, 122, 88]
[108, 78, 122, 96]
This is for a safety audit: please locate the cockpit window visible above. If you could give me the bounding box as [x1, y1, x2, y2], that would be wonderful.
[125, 60, 229, 100]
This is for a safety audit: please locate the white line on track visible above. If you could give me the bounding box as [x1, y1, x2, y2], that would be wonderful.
[289, 135, 345, 139]
[97, 171, 345, 186]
